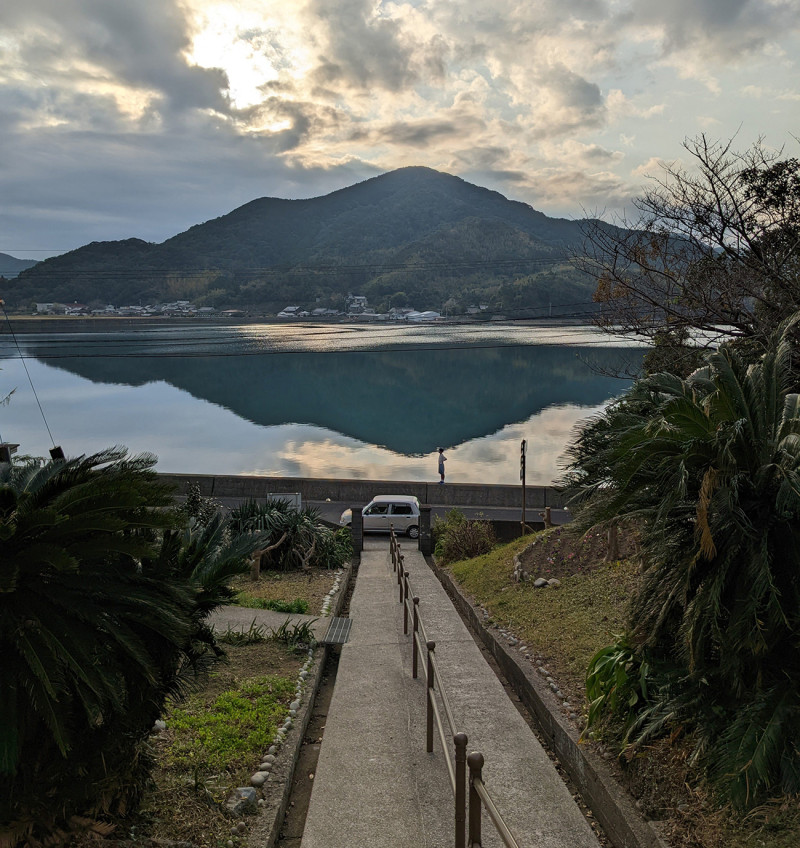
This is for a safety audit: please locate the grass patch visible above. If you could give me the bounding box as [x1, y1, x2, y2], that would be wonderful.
[235, 595, 309, 613]
[448, 533, 636, 702]
[134, 641, 304, 845]
[167, 675, 295, 774]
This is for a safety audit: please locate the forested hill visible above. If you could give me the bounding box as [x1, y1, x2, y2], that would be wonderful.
[0, 252, 38, 279]
[7, 167, 601, 313]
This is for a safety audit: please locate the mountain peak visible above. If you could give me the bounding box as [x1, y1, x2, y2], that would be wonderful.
[11, 169, 592, 313]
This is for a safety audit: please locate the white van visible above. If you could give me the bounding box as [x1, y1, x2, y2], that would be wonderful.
[339, 495, 421, 539]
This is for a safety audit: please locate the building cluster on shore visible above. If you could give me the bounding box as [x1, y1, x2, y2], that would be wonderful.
[35, 300, 220, 317]
[33, 294, 478, 323]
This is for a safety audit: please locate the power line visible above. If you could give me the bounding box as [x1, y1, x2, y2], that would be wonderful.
[1, 302, 58, 447]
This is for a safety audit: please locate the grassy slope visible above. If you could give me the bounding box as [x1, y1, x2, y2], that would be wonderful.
[444, 529, 800, 848]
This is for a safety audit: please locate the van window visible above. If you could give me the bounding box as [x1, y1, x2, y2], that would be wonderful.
[391, 504, 413, 515]
[365, 504, 389, 515]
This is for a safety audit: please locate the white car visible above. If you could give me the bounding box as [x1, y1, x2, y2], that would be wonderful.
[339, 495, 421, 539]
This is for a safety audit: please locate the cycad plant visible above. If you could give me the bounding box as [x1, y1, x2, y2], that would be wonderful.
[230, 499, 351, 571]
[564, 315, 800, 807]
[0, 448, 264, 844]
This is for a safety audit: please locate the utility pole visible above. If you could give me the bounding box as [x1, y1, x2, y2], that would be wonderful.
[520, 439, 527, 534]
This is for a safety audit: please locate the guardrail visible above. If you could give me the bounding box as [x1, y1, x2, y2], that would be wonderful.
[389, 527, 521, 848]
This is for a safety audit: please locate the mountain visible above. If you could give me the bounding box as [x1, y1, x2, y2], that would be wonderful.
[6, 168, 599, 313]
[0, 252, 38, 279]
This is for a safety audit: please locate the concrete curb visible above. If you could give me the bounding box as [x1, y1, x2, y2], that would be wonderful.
[245, 557, 356, 848]
[430, 559, 670, 848]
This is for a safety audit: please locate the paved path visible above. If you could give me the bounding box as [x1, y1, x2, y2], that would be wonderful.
[300, 539, 600, 848]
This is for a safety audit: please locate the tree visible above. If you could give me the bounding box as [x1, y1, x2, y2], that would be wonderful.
[581, 136, 800, 360]
[563, 315, 800, 807]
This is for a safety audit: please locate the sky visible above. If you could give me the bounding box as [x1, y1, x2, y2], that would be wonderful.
[1, 0, 798, 261]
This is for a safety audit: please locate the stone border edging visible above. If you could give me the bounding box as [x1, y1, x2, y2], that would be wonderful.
[245, 558, 356, 848]
[430, 559, 670, 848]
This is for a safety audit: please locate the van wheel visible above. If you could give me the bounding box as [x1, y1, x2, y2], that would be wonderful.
[407, 525, 419, 539]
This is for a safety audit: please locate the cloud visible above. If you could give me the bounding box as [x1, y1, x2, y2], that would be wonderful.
[1, 0, 799, 257]
[0, 0, 229, 121]
[619, 0, 800, 65]
[307, 0, 446, 92]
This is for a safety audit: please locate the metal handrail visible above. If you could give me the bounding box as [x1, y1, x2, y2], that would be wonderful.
[468, 753, 521, 848]
[388, 527, 523, 848]
[429, 651, 457, 736]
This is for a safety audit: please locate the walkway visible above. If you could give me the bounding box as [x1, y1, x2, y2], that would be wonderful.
[300, 538, 600, 848]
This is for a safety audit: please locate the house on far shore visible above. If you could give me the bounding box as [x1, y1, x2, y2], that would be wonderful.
[277, 305, 300, 318]
[346, 295, 368, 314]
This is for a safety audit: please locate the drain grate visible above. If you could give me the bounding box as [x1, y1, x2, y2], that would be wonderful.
[320, 617, 352, 645]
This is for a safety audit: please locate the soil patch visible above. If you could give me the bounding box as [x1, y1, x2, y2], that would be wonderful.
[231, 567, 335, 615]
[517, 524, 638, 582]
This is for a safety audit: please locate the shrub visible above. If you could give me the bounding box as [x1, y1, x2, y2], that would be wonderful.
[0, 450, 192, 842]
[563, 315, 800, 807]
[229, 500, 352, 571]
[434, 509, 496, 565]
[0, 449, 269, 844]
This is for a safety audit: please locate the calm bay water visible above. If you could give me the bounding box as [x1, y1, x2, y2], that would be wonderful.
[0, 322, 646, 485]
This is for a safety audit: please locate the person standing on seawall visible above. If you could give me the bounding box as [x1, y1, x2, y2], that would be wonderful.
[438, 447, 447, 484]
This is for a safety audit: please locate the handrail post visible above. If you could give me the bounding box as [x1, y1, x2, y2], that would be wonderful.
[426, 640, 436, 753]
[468, 752, 484, 847]
[397, 553, 404, 587]
[403, 573, 409, 634]
[412, 597, 420, 678]
[454, 733, 468, 848]
[400, 569, 407, 604]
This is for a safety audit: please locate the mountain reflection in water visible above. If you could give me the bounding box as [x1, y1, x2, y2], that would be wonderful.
[0, 325, 645, 483]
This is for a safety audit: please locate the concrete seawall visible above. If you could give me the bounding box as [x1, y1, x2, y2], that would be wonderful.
[158, 473, 566, 509]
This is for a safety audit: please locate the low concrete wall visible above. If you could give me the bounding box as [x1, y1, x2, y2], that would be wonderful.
[159, 473, 566, 509]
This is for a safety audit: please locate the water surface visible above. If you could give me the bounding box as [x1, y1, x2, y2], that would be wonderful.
[0, 323, 645, 484]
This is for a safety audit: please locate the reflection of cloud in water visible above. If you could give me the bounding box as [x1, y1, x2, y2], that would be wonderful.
[3, 357, 613, 485]
[246, 402, 609, 485]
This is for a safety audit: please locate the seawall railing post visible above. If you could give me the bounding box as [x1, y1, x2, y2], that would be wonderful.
[426, 640, 436, 753]
[412, 597, 420, 678]
[454, 732, 468, 848]
[468, 752, 484, 847]
[419, 504, 433, 555]
[351, 506, 363, 552]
